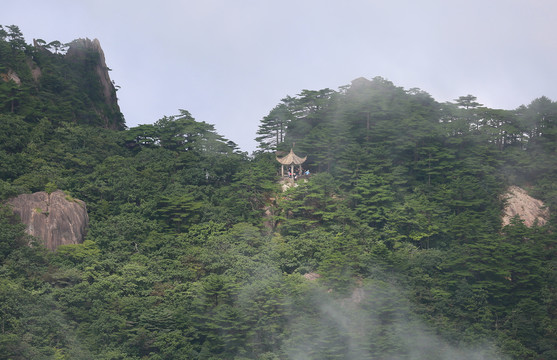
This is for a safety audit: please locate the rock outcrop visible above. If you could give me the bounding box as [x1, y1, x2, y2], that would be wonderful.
[66, 38, 117, 109]
[502, 186, 549, 227]
[0, 69, 21, 85]
[8, 190, 88, 250]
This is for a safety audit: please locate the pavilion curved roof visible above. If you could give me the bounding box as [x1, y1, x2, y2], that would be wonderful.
[276, 149, 307, 165]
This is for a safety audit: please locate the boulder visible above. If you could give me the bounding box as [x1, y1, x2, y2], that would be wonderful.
[8, 190, 88, 250]
[502, 186, 549, 227]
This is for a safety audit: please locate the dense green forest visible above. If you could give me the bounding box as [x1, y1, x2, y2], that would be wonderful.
[1, 25, 556, 359]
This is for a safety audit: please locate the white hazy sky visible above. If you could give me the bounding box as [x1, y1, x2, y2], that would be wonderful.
[4, 0, 557, 153]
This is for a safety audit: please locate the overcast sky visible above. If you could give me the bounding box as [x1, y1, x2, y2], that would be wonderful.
[4, 0, 557, 153]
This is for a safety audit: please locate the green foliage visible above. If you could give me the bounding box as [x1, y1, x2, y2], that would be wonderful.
[44, 181, 57, 194]
[2, 29, 557, 358]
[0, 204, 29, 262]
[0, 25, 124, 129]
[255, 103, 291, 151]
[221, 153, 280, 223]
[155, 193, 204, 233]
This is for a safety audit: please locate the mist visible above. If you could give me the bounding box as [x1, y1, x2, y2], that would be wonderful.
[280, 277, 507, 360]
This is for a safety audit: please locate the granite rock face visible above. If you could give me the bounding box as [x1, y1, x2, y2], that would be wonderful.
[8, 190, 88, 250]
[502, 186, 549, 227]
[66, 38, 121, 127]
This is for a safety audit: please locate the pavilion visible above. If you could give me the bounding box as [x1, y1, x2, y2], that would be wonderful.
[276, 149, 307, 178]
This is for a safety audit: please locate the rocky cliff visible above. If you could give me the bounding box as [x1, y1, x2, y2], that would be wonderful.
[8, 190, 89, 250]
[64, 37, 123, 129]
[66, 38, 117, 109]
[1, 34, 124, 129]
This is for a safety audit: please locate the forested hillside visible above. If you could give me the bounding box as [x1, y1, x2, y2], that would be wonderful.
[1, 26, 556, 359]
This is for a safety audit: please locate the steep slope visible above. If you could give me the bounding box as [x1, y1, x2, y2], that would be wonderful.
[0, 26, 125, 129]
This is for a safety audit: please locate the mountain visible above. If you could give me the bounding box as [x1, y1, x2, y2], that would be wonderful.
[0, 25, 124, 129]
[0, 26, 556, 359]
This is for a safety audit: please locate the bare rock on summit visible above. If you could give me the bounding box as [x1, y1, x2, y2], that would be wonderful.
[8, 190, 88, 250]
[66, 38, 116, 108]
[502, 186, 549, 227]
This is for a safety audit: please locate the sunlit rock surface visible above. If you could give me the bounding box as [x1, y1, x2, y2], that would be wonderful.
[8, 190, 88, 250]
[502, 186, 549, 227]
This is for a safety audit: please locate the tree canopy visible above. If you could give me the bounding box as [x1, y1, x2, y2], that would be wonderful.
[1, 25, 556, 359]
